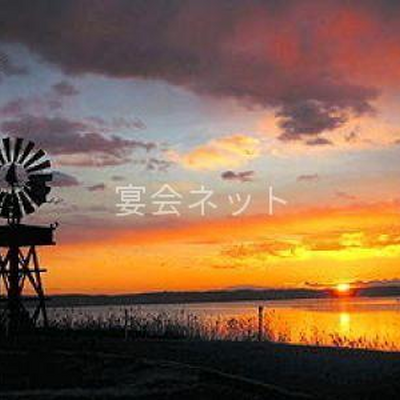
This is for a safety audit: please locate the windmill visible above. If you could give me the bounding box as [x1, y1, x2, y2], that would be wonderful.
[0, 137, 55, 333]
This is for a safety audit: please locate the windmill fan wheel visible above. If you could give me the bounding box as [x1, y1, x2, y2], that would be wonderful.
[0, 137, 52, 221]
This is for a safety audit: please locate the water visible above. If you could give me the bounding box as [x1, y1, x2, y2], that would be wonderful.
[48, 297, 400, 351]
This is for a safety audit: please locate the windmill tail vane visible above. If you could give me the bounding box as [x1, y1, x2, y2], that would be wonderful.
[0, 137, 56, 334]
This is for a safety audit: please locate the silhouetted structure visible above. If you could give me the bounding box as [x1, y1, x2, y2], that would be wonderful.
[0, 137, 54, 333]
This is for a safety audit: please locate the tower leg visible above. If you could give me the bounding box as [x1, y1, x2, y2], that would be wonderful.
[31, 246, 48, 327]
[0, 245, 48, 334]
[7, 245, 28, 332]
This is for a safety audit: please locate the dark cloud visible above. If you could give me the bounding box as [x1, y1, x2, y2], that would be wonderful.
[297, 174, 319, 182]
[0, 50, 27, 80]
[87, 183, 106, 192]
[1, 115, 156, 166]
[305, 137, 333, 146]
[52, 80, 79, 96]
[221, 170, 255, 183]
[132, 157, 173, 172]
[0, 0, 384, 138]
[51, 171, 80, 187]
[278, 100, 352, 141]
[146, 157, 173, 172]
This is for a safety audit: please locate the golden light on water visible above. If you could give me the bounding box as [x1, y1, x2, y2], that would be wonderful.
[339, 312, 351, 333]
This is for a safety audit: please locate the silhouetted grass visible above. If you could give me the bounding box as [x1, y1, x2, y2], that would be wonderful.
[46, 306, 400, 351]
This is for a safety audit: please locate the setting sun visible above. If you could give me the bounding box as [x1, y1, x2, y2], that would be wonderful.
[336, 283, 351, 294]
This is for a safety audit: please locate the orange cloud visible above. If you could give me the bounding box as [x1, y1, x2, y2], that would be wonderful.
[168, 134, 262, 170]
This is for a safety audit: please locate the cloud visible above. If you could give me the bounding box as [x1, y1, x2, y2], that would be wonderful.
[220, 239, 301, 262]
[336, 191, 358, 201]
[111, 175, 125, 182]
[87, 183, 106, 192]
[51, 171, 80, 187]
[0, 0, 390, 139]
[1, 115, 156, 166]
[297, 174, 319, 182]
[344, 131, 359, 143]
[0, 96, 62, 117]
[0, 50, 27, 80]
[141, 157, 173, 172]
[221, 170, 255, 183]
[52, 80, 79, 96]
[305, 137, 333, 146]
[277, 100, 367, 141]
[86, 116, 146, 132]
[218, 227, 400, 266]
[169, 134, 261, 171]
[0, 82, 79, 117]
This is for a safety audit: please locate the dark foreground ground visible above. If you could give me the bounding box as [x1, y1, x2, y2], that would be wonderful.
[1, 333, 400, 399]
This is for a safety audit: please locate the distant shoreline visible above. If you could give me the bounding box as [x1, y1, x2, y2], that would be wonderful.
[25, 285, 400, 308]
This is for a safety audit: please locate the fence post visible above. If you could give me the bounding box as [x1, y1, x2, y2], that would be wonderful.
[124, 308, 129, 341]
[258, 306, 264, 342]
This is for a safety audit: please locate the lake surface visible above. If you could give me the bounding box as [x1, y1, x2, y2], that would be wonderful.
[48, 297, 400, 351]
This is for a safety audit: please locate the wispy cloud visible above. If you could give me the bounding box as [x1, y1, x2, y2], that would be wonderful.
[297, 174, 319, 182]
[87, 183, 106, 192]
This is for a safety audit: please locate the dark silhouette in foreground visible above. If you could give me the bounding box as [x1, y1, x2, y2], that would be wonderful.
[1, 331, 400, 399]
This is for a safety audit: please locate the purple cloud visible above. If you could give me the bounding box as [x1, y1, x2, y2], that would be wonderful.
[1, 115, 156, 166]
[0, 1, 381, 140]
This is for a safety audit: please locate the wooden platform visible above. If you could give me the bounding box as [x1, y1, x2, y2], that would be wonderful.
[0, 224, 55, 247]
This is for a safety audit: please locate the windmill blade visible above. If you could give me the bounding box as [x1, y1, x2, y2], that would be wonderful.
[2, 138, 11, 162]
[0, 148, 5, 166]
[26, 159, 51, 174]
[24, 149, 46, 169]
[12, 138, 23, 162]
[18, 140, 35, 164]
[18, 190, 36, 215]
[0, 193, 13, 218]
[24, 182, 51, 206]
[28, 173, 52, 184]
[0, 191, 6, 207]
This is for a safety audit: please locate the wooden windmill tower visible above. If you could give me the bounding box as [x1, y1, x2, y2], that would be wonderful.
[0, 137, 55, 333]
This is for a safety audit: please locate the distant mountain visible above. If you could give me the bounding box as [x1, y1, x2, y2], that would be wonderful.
[354, 285, 400, 298]
[43, 288, 327, 308]
[39, 285, 400, 308]
[3, 285, 398, 308]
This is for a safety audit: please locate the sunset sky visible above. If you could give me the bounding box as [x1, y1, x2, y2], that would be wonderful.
[1, 0, 400, 294]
